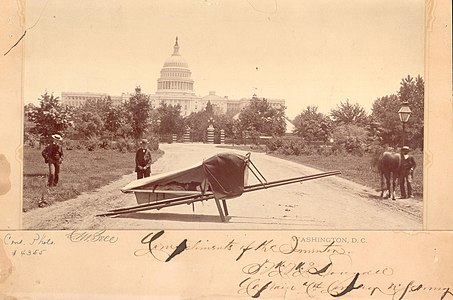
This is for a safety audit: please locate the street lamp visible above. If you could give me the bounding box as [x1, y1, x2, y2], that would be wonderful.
[398, 101, 412, 147]
[207, 117, 215, 144]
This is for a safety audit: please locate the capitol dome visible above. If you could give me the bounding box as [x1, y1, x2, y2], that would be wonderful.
[163, 42, 189, 69]
[156, 37, 194, 94]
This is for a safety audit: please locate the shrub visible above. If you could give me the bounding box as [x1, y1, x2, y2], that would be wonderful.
[343, 137, 364, 156]
[316, 145, 334, 156]
[266, 138, 284, 152]
[142, 136, 159, 151]
[332, 124, 368, 156]
[64, 139, 76, 150]
[266, 137, 334, 156]
[86, 137, 100, 151]
[279, 139, 306, 156]
[116, 138, 128, 153]
[127, 141, 136, 152]
[24, 133, 40, 148]
[100, 138, 112, 150]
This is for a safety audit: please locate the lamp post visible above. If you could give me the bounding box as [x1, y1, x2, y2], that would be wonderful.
[207, 117, 215, 144]
[398, 101, 412, 147]
[184, 126, 191, 143]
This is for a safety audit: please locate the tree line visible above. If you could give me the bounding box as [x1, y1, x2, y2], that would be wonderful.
[24, 75, 423, 152]
[292, 75, 424, 151]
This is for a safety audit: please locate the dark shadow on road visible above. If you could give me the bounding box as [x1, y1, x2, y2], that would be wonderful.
[230, 215, 324, 223]
[24, 173, 47, 177]
[115, 212, 230, 223]
[367, 194, 384, 200]
[113, 211, 326, 226]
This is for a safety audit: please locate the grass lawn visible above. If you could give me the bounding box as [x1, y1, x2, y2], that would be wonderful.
[271, 152, 423, 198]
[23, 148, 163, 212]
[218, 144, 423, 198]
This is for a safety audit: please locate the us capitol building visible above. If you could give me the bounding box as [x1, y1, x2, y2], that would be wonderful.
[61, 38, 285, 116]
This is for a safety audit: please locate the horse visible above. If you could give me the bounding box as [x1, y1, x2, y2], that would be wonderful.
[372, 151, 401, 200]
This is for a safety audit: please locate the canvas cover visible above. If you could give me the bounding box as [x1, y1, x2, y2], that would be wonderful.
[121, 153, 249, 199]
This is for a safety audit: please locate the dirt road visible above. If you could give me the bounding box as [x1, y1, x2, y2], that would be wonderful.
[23, 143, 423, 230]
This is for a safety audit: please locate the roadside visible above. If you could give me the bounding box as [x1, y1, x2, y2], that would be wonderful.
[22, 148, 164, 212]
[219, 144, 423, 199]
[23, 143, 422, 230]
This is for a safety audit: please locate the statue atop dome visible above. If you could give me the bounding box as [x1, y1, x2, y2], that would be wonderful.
[173, 36, 180, 56]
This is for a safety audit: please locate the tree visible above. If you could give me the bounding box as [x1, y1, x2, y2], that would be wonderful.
[293, 106, 331, 142]
[105, 104, 126, 137]
[332, 124, 369, 154]
[184, 102, 233, 142]
[24, 103, 37, 133]
[184, 110, 210, 142]
[73, 110, 104, 138]
[330, 99, 368, 126]
[238, 98, 286, 137]
[72, 97, 114, 138]
[205, 100, 214, 115]
[81, 96, 113, 123]
[25, 92, 73, 138]
[370, 94, 402, 147]
[156, 102, 184, 136]
[398, 75, 424, 149]
[124, 87, 151, 139]
[370, 75, 424, 149]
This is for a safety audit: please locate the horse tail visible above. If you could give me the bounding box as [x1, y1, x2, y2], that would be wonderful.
[370, 150, 383, 173]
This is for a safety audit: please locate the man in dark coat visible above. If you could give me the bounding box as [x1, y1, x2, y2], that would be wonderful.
[135, 139, 152, 179]
[399, 146, 416, 199]
[42, 134, 64, 187]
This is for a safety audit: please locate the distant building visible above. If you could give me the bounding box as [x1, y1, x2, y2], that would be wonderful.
[149, 37, 201, 116]
[62, 37, 285, 116]
[149, 38, 285, 116]
[61, 92, 129, 107]
[201, 91, 228, 114]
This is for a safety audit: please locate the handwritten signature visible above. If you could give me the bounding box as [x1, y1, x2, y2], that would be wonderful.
[134, 231, 452, 300]
[65, 230, 118, 243]
[134, 230, 187, 262]
[238, 275, 452, 299]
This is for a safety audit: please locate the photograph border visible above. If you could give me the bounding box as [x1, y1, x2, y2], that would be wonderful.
[0, 1, 452, 297]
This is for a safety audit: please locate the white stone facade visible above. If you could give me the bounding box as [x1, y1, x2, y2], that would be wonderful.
[61, 92, 129, 107]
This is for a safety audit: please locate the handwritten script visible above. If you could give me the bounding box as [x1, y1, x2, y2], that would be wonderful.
[135, 231, 452, 299]
[65, 230, 118, 243]
[3, 232, 54, 257]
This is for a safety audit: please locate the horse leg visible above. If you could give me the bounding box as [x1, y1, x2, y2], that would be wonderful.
[391, 174, 397, 200]
[380, 172, 384, 198]
[385, 173, 391, 199]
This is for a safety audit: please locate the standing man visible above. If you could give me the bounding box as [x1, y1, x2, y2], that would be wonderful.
[399, 146, 416, 199]
[135, 139, 152, 179]
[42, 134, 64, 187]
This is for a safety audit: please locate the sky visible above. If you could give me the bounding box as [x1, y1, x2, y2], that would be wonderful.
[23, 0, 425, 118]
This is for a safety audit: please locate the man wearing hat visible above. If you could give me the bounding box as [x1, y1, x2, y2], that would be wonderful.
[42, 134, 64, 187]
[135, 139, 152, 179]
[399, 146, 416, 199]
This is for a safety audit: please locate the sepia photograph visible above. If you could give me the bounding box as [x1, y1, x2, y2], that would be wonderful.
[21, 0, 425, 230]
[2, 1, 453, 299]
